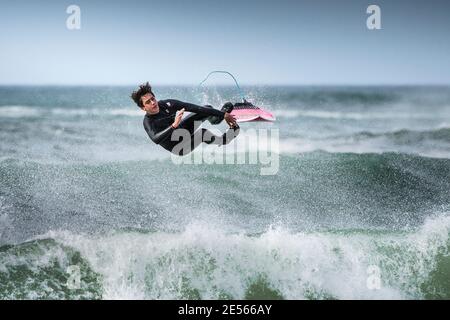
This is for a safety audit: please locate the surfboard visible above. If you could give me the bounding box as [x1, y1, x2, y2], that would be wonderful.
[199, 71, 276, 122]
[230, 101, 276, 122]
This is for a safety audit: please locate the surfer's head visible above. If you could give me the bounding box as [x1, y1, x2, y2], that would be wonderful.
[131, 82, 159, 114]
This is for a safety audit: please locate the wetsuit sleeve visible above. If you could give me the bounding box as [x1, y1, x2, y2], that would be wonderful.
[167, 99, 225, 118]
[144, 121, 174, 145]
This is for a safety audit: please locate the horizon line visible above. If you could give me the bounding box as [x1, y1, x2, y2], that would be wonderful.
[0, 83, 449, 87]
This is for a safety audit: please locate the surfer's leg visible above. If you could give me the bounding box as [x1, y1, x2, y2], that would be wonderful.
[179, 103, 234, 128]
[178, 112, 209, 134]
[168, 126, 207, 156]
[208, 102, 234, 125]
[170, 107, 220, 155]
[171, 104, 237, 155]
[201, 126, 240, 146]
[170, 126, 240, 156]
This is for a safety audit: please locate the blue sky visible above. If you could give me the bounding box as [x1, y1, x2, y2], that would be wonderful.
[0, 0, 449, 85]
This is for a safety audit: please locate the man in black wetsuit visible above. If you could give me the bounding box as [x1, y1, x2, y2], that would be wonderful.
[131, 82, 240, 155]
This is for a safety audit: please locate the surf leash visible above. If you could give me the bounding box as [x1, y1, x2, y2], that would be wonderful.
[198, 70, 248, 103]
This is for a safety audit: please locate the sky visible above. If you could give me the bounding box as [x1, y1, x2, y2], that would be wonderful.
[0, 0, 449, 85]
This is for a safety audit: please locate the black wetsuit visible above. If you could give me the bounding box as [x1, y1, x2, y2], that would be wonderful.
[143, 99, 239, 155]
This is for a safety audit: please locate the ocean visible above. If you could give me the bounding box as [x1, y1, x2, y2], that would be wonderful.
[1, 85, 450, 299]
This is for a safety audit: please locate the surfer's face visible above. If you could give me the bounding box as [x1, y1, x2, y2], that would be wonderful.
[141, 93, 159, 114]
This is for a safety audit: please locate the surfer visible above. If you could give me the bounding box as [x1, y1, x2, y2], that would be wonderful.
[131, 82, 240, 155]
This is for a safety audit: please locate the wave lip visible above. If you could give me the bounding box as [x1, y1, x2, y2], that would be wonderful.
[0, 215, 446, 300]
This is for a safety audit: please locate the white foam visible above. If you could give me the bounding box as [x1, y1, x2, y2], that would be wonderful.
[279, 136, 450, 159]
[109, 109, 143, 116]
[51, 108, 97, 116]
[0, 106, 144, 118]
[51, 108, 143, 117]
[40, 214, 450, 300]
[273, 109, 445, 120]
[0, 106, 42, 118]
[0, 196, 12, 245]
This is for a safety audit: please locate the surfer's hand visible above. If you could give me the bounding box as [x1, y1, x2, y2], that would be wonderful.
[224, 112, 237, 128]
[171, 108, 185, 128]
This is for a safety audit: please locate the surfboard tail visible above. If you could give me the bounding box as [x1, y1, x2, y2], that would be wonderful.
[231, 101, 276, 122]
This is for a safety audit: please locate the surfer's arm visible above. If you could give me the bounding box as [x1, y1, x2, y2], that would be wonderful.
[166, 99, 225, 118]
[144, 122, 174, 145]
[151, 126, 175, 144]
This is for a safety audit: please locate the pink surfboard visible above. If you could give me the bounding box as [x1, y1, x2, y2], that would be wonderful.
[230, 102, 276, 123]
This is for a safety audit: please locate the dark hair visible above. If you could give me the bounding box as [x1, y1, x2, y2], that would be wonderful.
[131, 82, 154, 108]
